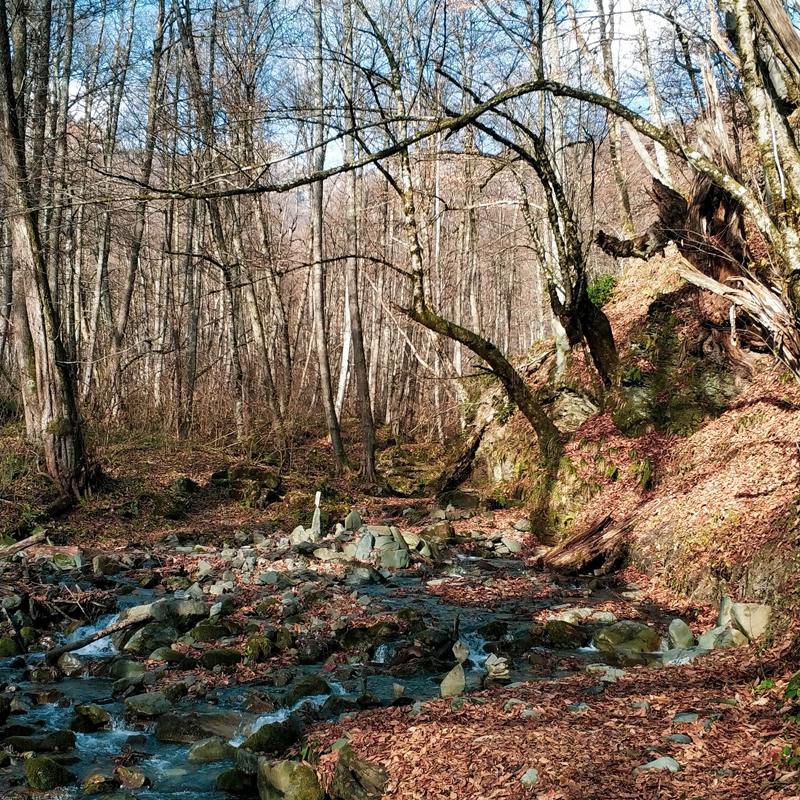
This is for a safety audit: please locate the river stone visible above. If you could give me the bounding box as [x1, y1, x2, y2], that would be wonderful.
[594, 621, 660, 654]
[452, 640, 469, 663]
[111, 659, 146, 679]
[93, 554, 123, 576]
[660, 646, 710, 666]
[345, 510, 362, 531]
[636, 756, 680, 773]
[155, 711, 241, 743]
[440, 664, 465, 698]
[331, 744, 388, 800]
[344, 565, 381, 586]
[25, 756, 74, 790]
[80, 772, 117, 795]
[240, 722, 298, 755]
[188, 736, 235, 764]
[285, 674, 331, 706]
[118, 603, 154, 626]
[257, 758, 324, 800]
[71, 704, 111, 733]
[150, 647, 184, 663]
[116, 765, 151, 789]
[125, 691, 171, 718]
[217, 768, 258, 794]
[289, 526, 315, 545]
[717, 595, 733, 627]
[380, 549, 409, 569]
[150, 598, 208, 630]
[668, 619, 694, 649]
[501, 537, 522, 553]
[57, 652, 84, 677]
[520, 768, 539, 787]
[697, 625, 747, 650]
[191, 618, 242, 643]
[672, 712, 699, 724]
[546, 620, 590, 649]
[124, 623, 180, 655]
[354, 532, 374, 561]
[201, 649, 242, 669]
[730, 603, 772, 641]
[421, 520, 455, 543]
[0, 637, 20, 657]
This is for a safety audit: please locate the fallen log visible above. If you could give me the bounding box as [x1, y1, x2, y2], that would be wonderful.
[543, 501, 662, 574]
[44, 615, 140, 665]
[0, 529, 47, 560]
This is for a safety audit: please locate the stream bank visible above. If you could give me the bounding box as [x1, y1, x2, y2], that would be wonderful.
[0, 494, 794, 800]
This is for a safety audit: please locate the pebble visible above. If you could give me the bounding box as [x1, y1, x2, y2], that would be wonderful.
[520, 768, 539, 786]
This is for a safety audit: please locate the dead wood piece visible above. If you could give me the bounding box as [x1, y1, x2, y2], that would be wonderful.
[0, 530, 47, 560]
[544, 501, 661, 575]
[44, 615, 141, 665]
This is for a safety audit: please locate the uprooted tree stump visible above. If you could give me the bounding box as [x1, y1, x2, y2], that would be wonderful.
[543, 501, 663, 574]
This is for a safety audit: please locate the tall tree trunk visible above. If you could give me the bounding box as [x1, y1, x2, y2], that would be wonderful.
[312, 0, 346, 467]
[0, 0, 92, 497]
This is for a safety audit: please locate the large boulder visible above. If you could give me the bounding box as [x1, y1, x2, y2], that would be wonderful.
[330, 745, 388, 800]
[125, 691, 172, 718]
[285, 674, 330, 707]
[594, 621, 660, 654]
[25, 756, 74, 790]
[730, 603, 772, 641]
[668, 619, 694, 650]
[123, 622, 179, 655]
[71, 704, 111, 733]
[150, 598, 208, 631]
[257, 759, 324, 800]
[546, 620, 590, 649]
[155, 711, 242, 743]
[188, 736, 235, 764]
[239, 722, 298, 755]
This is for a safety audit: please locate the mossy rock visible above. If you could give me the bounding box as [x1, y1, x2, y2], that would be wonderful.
[244, 636, 275, 663]
[545, 620, 590, 649]
[200, 649, 242, 669]
[80, 772, 118, 795]
[255, 599, 279, 617]
[0, 637, 20, 657]
[216, 768, 258, 794]
[395, 607, 422, 623]
[285, 674, 330, 707]
[191, 619, 242, 643]
[275, 627, 293, 650]
[257, 759, 323, 800]
[25, 756, 74, 790]
[239, 722, 297, 755]
[162, 681, 189, 703]
[594, 621, 660, 654]
[72, 704, 112, 733]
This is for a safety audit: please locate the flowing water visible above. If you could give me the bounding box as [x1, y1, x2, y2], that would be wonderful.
[0, 554, 662, 799]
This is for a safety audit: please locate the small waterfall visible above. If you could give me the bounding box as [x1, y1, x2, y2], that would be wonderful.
[65, 612, 121, 657]
[461, 631, 489, 671]
[373, 643, 392, 664]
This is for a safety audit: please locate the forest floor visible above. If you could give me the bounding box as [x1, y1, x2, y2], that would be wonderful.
[0, 426, 799, 800]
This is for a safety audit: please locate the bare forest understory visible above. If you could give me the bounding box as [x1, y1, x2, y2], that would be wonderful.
[0, 253, 798, 800]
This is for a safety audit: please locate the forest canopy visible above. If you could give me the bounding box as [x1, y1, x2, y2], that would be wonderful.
[2, 0, 800, 495]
